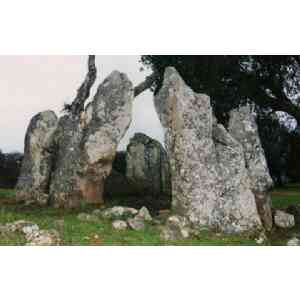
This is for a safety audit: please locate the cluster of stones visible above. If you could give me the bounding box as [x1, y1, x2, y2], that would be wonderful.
[154, 67, 274, 234]
[17, 65, 281, 236]
[16, 71, 134, 208]
[0, 220, 61, 245]
[77, 206, 153, 231]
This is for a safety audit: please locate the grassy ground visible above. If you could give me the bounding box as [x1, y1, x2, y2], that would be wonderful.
[0, 186, 300, 246]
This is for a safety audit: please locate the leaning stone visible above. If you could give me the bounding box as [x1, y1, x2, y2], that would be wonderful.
[287, 237, 300, 246]
[80, 71, 134, 205]
[127, 217, 145, 231]
[229, 106, 274, 231]
[136, 206, 152, 222]
[154, 67, 262, 233]
[112, 220, 128, 230]
[274, 210, 295, 229]
[16, 111, 58, 205]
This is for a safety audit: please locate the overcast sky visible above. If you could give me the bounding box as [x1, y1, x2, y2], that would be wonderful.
[0, 55, 164, 153]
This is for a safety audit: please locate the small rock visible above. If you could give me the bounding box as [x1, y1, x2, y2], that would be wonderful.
[127, 218, 145, 231]
[6, 220, 37, 233]
[287, 237, 300, 246]
[21, 224, 40, 236]
[112, 220, 128, 230]
[92, 209, 102, 217]
[160, 215, 190, 241]
[255, 232, 267, 245]
[77, 213, 99, 222]
[102, 206, 138, 219]
[274, 210, 295, 229]
[136, 206, 152, 222]
[26, 229, 61, 246]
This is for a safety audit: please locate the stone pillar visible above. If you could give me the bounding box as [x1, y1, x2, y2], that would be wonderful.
[228, 106, 274, 231]
[154, 67, 263, 233]
[16, 111, 58, 205]
[126, 133, 171, 209]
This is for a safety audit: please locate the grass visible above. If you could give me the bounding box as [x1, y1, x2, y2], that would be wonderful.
[0, 185, 300, 246]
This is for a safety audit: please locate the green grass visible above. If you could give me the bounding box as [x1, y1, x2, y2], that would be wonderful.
[0, 185, 300, 246]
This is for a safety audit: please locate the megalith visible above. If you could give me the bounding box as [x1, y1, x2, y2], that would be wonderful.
[126, 133, 171, 199]
[154, 67, 263, 233]
[79, 71, 134, 206]
[16, 111, 58, 205]
[48, 114, 85, 208]
[228, 106, 274, 231]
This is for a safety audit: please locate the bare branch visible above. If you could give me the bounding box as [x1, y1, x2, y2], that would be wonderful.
[71, 55, 97, 116]
[134, 72, 157, 97]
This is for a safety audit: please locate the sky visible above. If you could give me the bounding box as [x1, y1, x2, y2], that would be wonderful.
[0, 55, 164, 153]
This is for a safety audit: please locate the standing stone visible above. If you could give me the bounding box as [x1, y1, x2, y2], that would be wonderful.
[126, 133, 171, 205]
[16, 111, 58, 205]
[80, 71, 134, 205]
[154, 67, 262, 233]
[229, 106, 274, 231]
[48, 115, 84, 208]
[49, 71, 134, 208]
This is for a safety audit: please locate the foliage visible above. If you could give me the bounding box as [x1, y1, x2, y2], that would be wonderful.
[141, 55, 300, 124]
[0, 151, 23, 188]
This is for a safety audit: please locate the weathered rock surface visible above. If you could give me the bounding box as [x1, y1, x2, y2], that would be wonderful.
[287, 237, 300, 246]
[154, 67, 263, 233]
[80, 71, 134, 205]
[274, 210, 295, 229]
[126, 133, 171, 206]
[160, 215, 190, 241]
[136, 206, 152, 222]
[48, 71, 134, 208]
[16, 111, 58, 205]
[229, 106, 274, 231]
[112, 220, 128, 230]
[48, 115, 85, 208]
[0, 220, 61, 246]
[26, 229, 61, 246]
[102, 206, 138, 219]
[127, 217, 145, 231]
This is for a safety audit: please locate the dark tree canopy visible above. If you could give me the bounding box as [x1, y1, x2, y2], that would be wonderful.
[141, 55, 300, 124]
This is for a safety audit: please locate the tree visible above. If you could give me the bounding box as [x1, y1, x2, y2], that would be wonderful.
[141, 55, 300, 124]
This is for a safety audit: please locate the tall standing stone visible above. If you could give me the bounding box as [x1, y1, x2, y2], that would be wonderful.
[48, 114, 85, 208]
[126, 133, 171, 203]
[49, 71, 134, 208]
[228, 106, 274, 230]
[154, 67, 263, 233]
[80, 71, 134, 205]
[16, 111, 58, 205]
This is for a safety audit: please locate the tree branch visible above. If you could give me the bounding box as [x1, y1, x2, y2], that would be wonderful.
[134, 72, 157, 97]
[71, 55, 97, 116]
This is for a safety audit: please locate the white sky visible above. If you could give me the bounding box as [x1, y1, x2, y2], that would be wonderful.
[0, 55, 164, 153]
